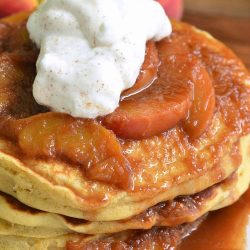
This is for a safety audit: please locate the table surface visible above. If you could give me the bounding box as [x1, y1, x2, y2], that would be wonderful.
[183, 12, 250, 69]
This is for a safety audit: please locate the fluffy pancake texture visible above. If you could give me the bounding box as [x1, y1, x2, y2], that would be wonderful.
[0, 12, 249, 250]
[0, 220, 203, 250]
[0, 136, 249, 237]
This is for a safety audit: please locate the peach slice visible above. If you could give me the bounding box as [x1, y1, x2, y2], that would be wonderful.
[182, 61, 215, 139]
[103, 40, 194, 139]
[0, 113, 133, 189]
[103, 33, 215, 140]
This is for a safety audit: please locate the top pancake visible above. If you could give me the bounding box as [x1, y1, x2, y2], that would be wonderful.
[0, 15, 249, 221]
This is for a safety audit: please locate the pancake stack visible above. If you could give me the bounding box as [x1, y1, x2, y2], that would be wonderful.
[0, 13, 249, 250]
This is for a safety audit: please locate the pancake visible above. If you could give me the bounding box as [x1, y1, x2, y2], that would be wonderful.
[0, 218, 69, 239]
[0, 16, 249, 223]
[0, 219, 203, 250]
[0, 234, 97, 250]
[0, 134, 249, 236]
[0, 11, 249, 250]
[0, 131, 241, 222]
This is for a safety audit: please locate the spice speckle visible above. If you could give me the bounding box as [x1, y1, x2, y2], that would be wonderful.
[27, 0, 171, 118]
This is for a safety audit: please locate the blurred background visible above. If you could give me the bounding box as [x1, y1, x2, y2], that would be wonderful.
[184, 0, 250, 68]
[159, 0, 250, 68]
[185, 0, 250, 17]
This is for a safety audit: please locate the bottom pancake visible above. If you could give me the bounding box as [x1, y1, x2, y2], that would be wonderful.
[0, 234, 96, 250]
[0, 218, 205, 250]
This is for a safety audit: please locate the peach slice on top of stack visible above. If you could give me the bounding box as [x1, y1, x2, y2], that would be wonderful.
[103, 38, 215, 140]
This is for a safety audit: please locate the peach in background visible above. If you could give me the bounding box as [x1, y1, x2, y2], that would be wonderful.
[0, 0, 184, 20]
[0, 0, 38, 18]
[157, 0, 183, 20]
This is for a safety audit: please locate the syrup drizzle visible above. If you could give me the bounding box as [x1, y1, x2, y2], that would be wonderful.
[180, 187, 250, 250]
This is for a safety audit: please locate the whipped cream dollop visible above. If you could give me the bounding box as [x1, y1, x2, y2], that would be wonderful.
[27, 0, 172, 118]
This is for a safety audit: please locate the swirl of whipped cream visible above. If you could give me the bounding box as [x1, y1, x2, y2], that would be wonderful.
[27, 0, 172, 118]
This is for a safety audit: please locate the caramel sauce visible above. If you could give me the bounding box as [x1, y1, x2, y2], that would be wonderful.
[179, 187, 250, 250]
[0, 191, 40, 215]
[66, 187, 250, 249]
[67, 216, 205, 250]
[121, 41, 159, 100]
[0, 21, 46, 118]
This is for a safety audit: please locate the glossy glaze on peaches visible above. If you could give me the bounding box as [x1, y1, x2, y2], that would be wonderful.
[0, 15, 249, 196]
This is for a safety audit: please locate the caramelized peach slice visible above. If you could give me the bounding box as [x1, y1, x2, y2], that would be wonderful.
[0, 113, 133, 189]
[182, 61, 215, 139]
[121, 41, 159, 99]
[158, 25, 215, 139]
[104, 36, 215, 140]
[103, 41, 194, 139]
